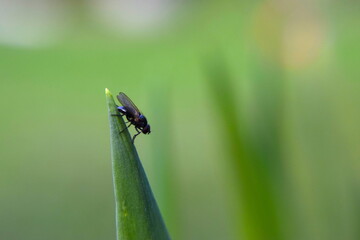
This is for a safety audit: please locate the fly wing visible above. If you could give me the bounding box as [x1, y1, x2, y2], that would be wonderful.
[117, 92, 141, 118]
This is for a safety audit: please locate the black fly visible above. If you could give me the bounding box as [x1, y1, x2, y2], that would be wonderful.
[112, 92, 151, 143]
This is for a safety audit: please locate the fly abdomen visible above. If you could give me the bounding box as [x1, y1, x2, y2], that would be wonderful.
[117, 106, 127, 114]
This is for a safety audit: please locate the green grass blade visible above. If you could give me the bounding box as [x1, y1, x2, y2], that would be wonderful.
[105, 88, 170, 240]
[205, 60, 283, 240]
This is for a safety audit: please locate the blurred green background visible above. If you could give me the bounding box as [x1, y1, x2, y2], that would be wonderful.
[0, 0, 359, 240]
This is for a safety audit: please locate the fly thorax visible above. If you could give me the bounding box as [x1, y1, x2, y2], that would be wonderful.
[139, 115, 148, 127]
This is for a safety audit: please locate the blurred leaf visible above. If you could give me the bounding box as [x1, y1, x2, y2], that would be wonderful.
[105, 89, 170, 240]
[205, 59, 283, 240]
[148, 82, 180, 239]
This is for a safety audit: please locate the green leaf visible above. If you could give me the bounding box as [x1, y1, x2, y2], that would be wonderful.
[105, 88, 170, 240]
[205, 60, 283, 240]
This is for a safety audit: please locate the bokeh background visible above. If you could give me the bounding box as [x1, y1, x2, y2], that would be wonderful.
[0, 0, 359, 240]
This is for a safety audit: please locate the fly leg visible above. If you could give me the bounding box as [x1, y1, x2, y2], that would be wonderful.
[120, 123, 132, 134]
[111, 111, 124, 117]
[132, 128, 142, 143]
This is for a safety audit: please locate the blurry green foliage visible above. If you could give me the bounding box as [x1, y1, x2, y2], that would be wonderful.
[0, 1, 359, 240]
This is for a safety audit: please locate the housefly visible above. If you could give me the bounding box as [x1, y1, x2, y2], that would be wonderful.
[113, 92, 151, 143]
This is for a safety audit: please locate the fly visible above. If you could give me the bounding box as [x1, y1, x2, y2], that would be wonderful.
[112, 92, 151, 143]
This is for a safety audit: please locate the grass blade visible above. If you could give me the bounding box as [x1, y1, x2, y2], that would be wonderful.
[205, 60, 283, 240]
[105, 88, 170, 240]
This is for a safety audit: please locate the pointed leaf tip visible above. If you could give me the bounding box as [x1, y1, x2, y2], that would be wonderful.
[105, 88, 170, 240]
